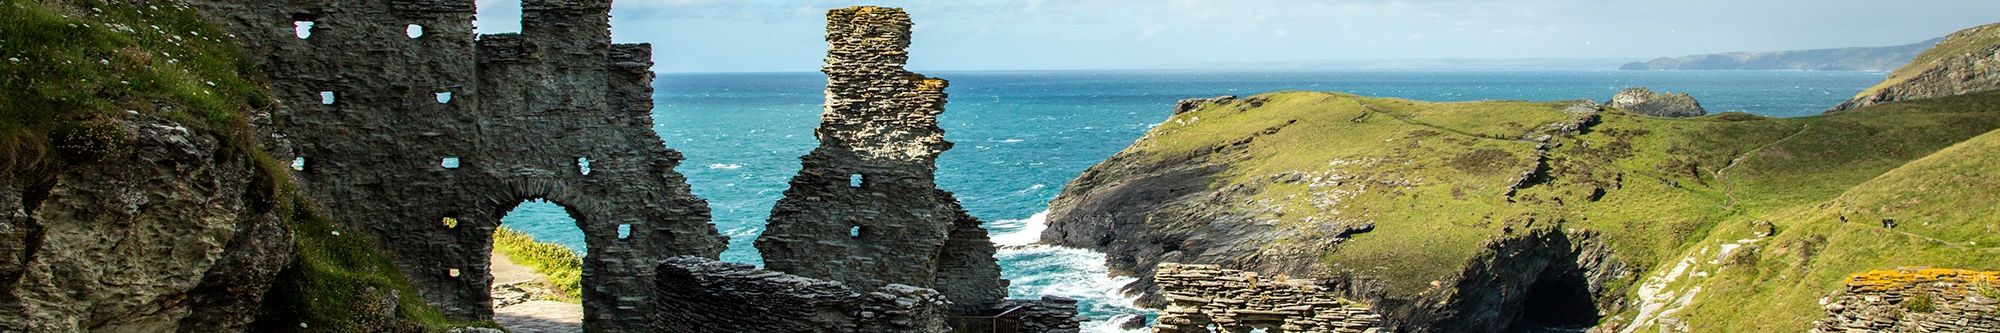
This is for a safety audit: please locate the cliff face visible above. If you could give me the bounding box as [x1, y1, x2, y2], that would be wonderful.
[1043, 88, 2000, 332]
[1828, 23, 2000, 112]
[1619, 38, 1941, 71]
[0, 117, 291, 332]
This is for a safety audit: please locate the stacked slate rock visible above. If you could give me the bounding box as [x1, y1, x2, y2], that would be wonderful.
[1608, 87, 1708, 118]
[1810, 268, 2000, 333]
[756, 5, 1007, 315]
[651, 256, 950, 333]
[991, 296, 1090, 333]
[1152, 263, 1384, 333]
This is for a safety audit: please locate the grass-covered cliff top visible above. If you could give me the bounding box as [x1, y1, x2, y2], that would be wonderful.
[3, 1, 489, 331]
[0, 0, 265, 172]
[1856, 22, 2000, 99]
[1143, 88, 2000, 330]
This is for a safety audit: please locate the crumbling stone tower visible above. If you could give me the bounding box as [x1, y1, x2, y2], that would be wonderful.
[188, 0, 726, 331]
[755, 6, 1007, 314]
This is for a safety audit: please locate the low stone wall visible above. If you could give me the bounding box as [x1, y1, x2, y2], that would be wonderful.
[1811, 268, 2000, 333]
[651, 257, 950, 333]
[1152, 263, 1384, 333]
[987, 296, 1089, 333]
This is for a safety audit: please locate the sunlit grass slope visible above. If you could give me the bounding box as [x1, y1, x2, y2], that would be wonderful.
[1135, 89, 2000, 329]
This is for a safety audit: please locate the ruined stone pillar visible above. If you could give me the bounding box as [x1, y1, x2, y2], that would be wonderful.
[756, 6, 1006, 314]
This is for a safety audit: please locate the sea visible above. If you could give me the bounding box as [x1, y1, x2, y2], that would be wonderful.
[498, 69, 1887, 332]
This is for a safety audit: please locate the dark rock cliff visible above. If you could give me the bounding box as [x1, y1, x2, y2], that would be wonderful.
[0, 117, 291, 332]
[1828, 23, 2000, 112]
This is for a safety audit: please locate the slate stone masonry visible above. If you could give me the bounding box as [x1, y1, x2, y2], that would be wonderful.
[1810, 268, 2000, 333]
[1152, 263, 1385, 333]
[651, 256, 950, 333]
[755, 6, 1008, 315]
[186, 0, 726, 331]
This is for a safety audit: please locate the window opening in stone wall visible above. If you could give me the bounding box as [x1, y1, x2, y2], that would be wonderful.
[319, 91, 335, 105]
[473, 0, 523, 34]
[294, 21, 314, 39]
[448, 268, 460, 277]
[849, 174, 863, 188]
[617, 224, 631, 240]
[577, 157, 592, 175]
[435, 92, 452, 104]
[442, 157, 460, 169]
[496, 199, 586, 310]
[406, 24, 424, 38]
[291, 157, 306, 171]
[850, 226, 863, 238]
[443, 217, 459, 228]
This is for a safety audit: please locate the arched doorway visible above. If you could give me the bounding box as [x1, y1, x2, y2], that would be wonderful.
[490, 199, 586, 332]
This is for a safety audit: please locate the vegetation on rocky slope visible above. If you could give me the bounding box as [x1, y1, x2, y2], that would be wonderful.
[492, 226, 584, 302]
[1856, 22, 2000, 99]
[2, 0, 487, 331]
[1053, 87, 2000, 331]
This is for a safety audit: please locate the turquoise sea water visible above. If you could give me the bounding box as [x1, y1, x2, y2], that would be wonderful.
[499, 70, 1885, 332]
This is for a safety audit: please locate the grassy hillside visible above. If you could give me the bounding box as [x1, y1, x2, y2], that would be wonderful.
[1663, 122, 2000, 332]
[1856, 22, 2000, 98]
[1133, 88, 2000, 329]
[1, 1, 489, 331]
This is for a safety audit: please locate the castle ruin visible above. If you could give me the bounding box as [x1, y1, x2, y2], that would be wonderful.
[755, 6, 1008, 314]
[188, 0, 1031, 331]
[189, 0, 724, 331]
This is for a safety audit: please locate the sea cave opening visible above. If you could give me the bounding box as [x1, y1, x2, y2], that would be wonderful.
[1507, 268, 1600, 333]
[490, 198, 586, 330]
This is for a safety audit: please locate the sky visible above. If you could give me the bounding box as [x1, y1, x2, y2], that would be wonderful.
[473, 0, 2000, 73]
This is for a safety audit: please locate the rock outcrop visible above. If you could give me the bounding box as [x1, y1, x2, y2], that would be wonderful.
[1828, 23, 2000, 112]
[1619, 38, 1942, 71]
[187, 0, 725, 330]
[651, 256, 951, 333]
[755, 6, 1006, 314]
[1174, 96, 1236, 115]
[0, 117, 291, 332]
[1608, 87, 1706, 118]
[1151, 263, 1385, 333]
[1810, 268, 2000, 332]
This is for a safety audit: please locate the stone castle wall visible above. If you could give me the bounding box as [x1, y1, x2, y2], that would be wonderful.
[1811, 268, 2000, 333]
[1152, 263, 1385, 333]
[651, 256, 951, 333]
[187, 0, 725, 331]
[755, 6, 1007, 314]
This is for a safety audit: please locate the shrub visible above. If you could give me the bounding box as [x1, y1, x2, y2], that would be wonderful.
[1905, 293, 1936, 313]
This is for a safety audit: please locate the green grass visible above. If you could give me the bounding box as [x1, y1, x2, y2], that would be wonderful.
[1118, 88, 2000, 326]
[1855, 22, 2000, 98]
[251, 184, 499, 332]
[492, 227, 584, 302]
[0, 0, 269, 173]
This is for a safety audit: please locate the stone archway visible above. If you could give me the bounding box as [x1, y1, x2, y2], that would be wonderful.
[186, 0, 728, 332]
